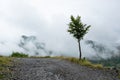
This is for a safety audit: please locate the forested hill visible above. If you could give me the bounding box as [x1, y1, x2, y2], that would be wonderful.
[90, 55, 120, 67]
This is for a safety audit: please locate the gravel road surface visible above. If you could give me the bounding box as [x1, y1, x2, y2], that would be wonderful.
[11, 58, 120, 80]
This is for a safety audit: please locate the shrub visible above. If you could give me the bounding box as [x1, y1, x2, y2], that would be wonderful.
[11, 52, 28, 58]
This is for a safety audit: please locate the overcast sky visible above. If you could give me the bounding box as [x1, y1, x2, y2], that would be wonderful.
[0, 0, 120, 57]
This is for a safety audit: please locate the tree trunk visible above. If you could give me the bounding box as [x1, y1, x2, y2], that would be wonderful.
[78, 40, 82, 60]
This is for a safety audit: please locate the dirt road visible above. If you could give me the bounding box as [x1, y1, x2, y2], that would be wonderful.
[11, 58, 119, 80]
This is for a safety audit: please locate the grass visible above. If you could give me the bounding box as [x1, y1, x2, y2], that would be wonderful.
[0, 57, 12, 65]
[0, 56, 13, 79]
[52, 56, 103, 69]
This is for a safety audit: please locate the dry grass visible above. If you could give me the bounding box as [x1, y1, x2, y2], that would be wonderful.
[56, 56, 103, 69]
[0, 56, 13, 79]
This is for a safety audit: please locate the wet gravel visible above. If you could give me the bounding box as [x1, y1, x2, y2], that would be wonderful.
[11, 58, 120, 80]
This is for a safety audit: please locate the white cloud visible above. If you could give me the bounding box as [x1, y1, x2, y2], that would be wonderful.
[0, 0, 120, 58]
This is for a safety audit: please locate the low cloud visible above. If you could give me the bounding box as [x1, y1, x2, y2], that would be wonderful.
[85, 40, 120, 59]
[18, 35, 47, 56]
[0, 0, 120, 58]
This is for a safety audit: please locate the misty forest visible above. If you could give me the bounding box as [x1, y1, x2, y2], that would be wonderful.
[0, 0, 120, 80]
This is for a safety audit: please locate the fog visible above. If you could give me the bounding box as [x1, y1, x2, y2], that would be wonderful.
[0, 0, 120, 58]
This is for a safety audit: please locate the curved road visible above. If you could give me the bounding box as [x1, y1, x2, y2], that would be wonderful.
[12, 58, 119, 80]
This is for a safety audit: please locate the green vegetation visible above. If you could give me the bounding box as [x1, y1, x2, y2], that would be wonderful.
[68, 15, 91, 60]
[11, 52, 28, 58]
[90, 55, 120, 68]
[0, 56, 13, 79]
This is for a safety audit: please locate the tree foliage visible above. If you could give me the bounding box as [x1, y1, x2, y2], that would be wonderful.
[68, 15, 91, 41]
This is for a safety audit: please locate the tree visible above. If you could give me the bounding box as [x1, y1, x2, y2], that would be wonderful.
[68, 15, 91, 60]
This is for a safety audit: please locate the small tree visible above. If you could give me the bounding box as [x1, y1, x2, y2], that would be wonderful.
[68, 15, 91, 60]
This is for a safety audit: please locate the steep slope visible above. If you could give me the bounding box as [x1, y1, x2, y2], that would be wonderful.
[11, 58, 119, 80]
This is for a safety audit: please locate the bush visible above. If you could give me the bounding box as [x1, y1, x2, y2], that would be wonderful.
[11, 52, 28, 58]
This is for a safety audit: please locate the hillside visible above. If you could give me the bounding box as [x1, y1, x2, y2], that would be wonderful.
[90, 54, 120, 67]
[10, 58, 119, 80]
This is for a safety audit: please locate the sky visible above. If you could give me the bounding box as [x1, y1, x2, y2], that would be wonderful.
[0, 0, 120, 58]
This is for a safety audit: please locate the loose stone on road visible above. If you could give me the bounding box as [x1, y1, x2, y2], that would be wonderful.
[12, 58, 119, 80]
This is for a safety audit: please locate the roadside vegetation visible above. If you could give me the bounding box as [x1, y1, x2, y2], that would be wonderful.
[11, 52, 28, 58]
[52, 56, 103, 69]
[0, 56, 13, 79]
[91, 55, 120, 68]
[0, 51, 28, 79]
